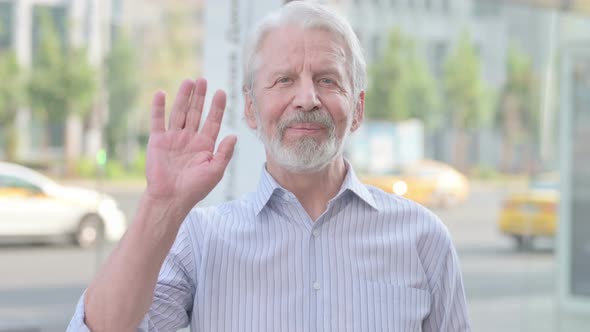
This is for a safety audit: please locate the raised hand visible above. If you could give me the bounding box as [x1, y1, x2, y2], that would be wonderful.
[145, 78, 237, 212]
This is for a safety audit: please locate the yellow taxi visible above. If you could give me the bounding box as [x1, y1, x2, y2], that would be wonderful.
[360, 159, 470, 208]
[497, 173, 558, 248]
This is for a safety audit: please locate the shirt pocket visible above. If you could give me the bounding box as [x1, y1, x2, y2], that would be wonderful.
[345, 281, 431, 332]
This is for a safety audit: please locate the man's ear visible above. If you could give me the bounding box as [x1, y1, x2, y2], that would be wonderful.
[244, 90, 258, 129]
[351, 90, 365, 132]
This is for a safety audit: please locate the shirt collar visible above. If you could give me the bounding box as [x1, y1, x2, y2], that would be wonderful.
[338, 160, 379, 210]
[251, 165, 284, 216]
[251, 160, 379, 215]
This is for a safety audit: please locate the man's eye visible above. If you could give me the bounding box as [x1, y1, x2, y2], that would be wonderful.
[319, 78, 335, 85]
[277, 77, 292, 84]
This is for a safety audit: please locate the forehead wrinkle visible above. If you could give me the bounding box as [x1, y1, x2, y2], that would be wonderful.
[303, 30, 347, 61]
[256, 25, 351, 87]
[303, 29, 349, 83]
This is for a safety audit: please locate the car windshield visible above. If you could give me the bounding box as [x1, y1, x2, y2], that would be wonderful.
[529, 172, 559, 191]
[530, 181, 558, 191]
[0, 166, 58, 192]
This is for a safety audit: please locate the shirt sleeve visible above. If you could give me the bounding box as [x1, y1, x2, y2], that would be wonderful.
[422, 244, 471, 332]
[66, 290, 91, 332]
[66, 217, 198, 332]
[143, 218, 197, 330]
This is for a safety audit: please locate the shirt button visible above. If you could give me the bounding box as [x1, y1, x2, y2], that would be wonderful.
[312, 281, 321, 290]
[312, 229, 320, 237]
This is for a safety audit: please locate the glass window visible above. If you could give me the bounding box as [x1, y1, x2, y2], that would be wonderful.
[0, 2, 12, 49]
[32, 4, 68, 63]
[442, 0, 450, 12]
[431, 41, 448, 78]
[473, 0, 502, 16]
[371, 34, 380, 60]
[0, 175, 42, 193]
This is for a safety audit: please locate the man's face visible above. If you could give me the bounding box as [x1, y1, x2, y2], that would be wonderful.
[245, 25, 364, 172]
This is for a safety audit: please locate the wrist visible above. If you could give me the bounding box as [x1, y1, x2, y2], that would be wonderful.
[133, 191, 192, 238]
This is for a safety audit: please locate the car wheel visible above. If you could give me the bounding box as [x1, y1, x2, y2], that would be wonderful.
[75, 215, 104, 248]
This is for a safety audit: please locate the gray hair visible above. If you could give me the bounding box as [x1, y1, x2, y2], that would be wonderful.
[242, 1, 367, 100]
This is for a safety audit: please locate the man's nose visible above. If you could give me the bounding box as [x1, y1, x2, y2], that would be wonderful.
[292, 78, 321, 111]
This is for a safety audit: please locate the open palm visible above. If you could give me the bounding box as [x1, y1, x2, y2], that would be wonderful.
[145, 79, 237, 210]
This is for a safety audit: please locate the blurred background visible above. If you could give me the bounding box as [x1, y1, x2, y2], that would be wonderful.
[0, 0, 589, 331]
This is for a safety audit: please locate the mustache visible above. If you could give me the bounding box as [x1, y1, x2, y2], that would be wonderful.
[277, 110, 335, 137]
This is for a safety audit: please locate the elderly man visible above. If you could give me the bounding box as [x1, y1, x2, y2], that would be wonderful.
[68, 2, 470, 331]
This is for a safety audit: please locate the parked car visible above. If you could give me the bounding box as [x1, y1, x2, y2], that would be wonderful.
[497, 172, 559, 249]
[0, 162, 126, 248]
[360, 159, 470, 208]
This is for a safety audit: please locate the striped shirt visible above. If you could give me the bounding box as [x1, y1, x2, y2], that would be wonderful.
[68, 163, 471, 331]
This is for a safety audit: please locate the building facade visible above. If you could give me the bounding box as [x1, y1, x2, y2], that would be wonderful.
[0, 0, 112, 163]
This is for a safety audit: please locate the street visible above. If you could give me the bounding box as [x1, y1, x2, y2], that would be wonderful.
[0, 182, 584, 331]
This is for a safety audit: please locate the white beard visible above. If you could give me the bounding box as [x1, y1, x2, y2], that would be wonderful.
[256, 109, 350, 173]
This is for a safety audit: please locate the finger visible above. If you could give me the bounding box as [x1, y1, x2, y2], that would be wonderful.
[151, 91, 166, 133]
[200, 90, 227, 143]
[213, 135, 237, 169]
[185, 78, 207, 131]
[168, 79, 195, 130]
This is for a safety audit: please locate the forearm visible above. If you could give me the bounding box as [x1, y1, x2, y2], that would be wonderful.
[83, 193, 191, 332]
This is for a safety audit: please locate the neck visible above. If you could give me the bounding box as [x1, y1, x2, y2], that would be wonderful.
[266, 156, 347, 221]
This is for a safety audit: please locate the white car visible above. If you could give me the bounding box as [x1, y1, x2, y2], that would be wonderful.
[0, 162, 127, 247]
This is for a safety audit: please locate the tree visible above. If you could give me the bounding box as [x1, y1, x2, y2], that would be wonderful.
[0, 51, 25, 161]
[365, 29, 440, 128]
[136, 0, 201, 127]
[105, 29, 139, 161]
[443, 30, 491, 170]
[496, 45, 540, 172]
[28, 9, 96, 174]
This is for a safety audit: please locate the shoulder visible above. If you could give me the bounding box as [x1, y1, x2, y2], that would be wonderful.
[365, 184, 454, 263]
[365, 184, 448, 235]
[182, 196, 255, 234]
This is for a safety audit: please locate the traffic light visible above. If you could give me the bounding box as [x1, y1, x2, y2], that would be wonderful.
[96, 149, 107, 167]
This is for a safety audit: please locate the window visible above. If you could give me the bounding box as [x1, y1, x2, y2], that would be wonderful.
[431, 41, 448, 78]
[442, 0, 450, 12]
[473, 0, 502, 16]
[371, 34, 380, 60]
[0, 175, 42, 193]
[0, 2, 13, 49]
[32, 5, 68, 63]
